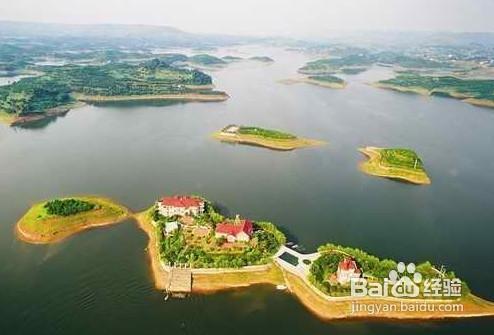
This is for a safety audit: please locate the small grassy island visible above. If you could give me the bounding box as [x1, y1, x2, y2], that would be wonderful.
[16, 196, 130, 243]
[279, 75, 346, 90]
[248, 56, 274, 63]
[0, 58, 228, 126]
[359, 147, 431, 185]
[213, 125, 326, 151]
[305, 75, 346, 89]
[374, 72, 494, 108]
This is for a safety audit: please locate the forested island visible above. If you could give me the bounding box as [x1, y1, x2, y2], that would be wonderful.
[16, 196, 131, 243]
[0, 58, 228, 126]
[374, 72, 494, 108]
[213, 125, 326, 151]
[299, 51, 451, 75]
[359, 147, 431, 185]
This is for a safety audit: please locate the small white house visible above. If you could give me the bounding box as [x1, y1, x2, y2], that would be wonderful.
[164, 221, 180, 235]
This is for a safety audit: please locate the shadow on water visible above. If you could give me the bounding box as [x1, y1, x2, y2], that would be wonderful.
[86, 100, 190, 109]
[12, 115, 62, 130]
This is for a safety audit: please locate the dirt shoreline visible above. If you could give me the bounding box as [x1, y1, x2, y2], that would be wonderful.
[279, 77, 346, 89]
[75, 92, 229, 102]
[372, 83, 494, 109]
[284, 271, 494, 320]
[212, 132, 326, 151]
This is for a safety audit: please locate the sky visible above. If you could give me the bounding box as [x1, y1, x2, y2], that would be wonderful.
[0, 0, 493, 37]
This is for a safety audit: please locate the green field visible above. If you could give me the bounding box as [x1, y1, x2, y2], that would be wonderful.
[379, 148, 425, 170]
[237, 126, 297, 140]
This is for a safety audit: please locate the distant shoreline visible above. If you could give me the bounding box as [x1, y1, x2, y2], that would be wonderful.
[372, 82, 494, 109]
[74, 92, 229, 103]
[1, 91, 229, 127]
[279, 77, 346, 89]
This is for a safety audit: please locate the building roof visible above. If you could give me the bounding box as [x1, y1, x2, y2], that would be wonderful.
[215, 219, 253, 237]
[338, 257, 361, 273]
[160, 195, 204, 208]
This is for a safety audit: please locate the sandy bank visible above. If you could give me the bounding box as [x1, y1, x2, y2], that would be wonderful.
[75, 92, 229, 102]
[284, 271, 494, 320]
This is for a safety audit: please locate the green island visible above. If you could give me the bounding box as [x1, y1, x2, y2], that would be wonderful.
[374, 72, 494, 108]
[305, 75, 346, 89]
[16, 196, 131, 243]
[187, 54, 227, 67]
[212, 125, 326, 151]
[248, 56, 274, 63]
[15, 194, 494, 320]
[299, 52, 450, 75]
[221, 56, 243, 62]
[0, 58, 228, 126]
[279, 75, 346, 89]
[359, 147, 431, 185]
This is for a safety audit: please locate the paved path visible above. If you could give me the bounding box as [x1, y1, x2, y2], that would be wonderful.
[274, 245, 320, 278]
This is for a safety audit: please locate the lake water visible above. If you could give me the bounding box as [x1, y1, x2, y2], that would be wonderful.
[1, 46, 493, 334]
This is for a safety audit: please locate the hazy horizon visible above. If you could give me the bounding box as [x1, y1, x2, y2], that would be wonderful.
[0, 0, 493, 37]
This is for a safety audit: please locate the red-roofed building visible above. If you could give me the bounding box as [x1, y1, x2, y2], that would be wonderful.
[336, 257, 361, 285]
[215, 215, 254, 242]
[157, 195, 205, 217]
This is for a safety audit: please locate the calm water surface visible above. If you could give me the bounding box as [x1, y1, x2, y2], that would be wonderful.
[1, 46, 493, 334]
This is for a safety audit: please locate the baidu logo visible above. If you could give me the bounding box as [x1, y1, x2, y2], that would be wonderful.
[388, 262, 422, 298]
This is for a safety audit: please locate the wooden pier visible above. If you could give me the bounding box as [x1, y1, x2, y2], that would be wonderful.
[167, 267, 192, 296]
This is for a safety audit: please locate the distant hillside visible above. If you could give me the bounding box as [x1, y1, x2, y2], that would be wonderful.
[0, 20, 254, 48]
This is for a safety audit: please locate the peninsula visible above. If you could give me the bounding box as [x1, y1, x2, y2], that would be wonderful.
[374, 72, 494, 109]
[0, 59, 228, 126]
[212, 125, 326, 151]
[359, 147, 431, 185]
[16, 196, 131, 243]
[14, 194, 494, 320]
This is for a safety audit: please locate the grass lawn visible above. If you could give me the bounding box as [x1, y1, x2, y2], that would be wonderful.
[359, 147, 431, 185]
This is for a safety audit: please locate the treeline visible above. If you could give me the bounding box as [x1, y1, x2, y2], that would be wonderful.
[238, 126, 297, 140]
[309, 243, 469, 297]
[44, 198, 96, 217]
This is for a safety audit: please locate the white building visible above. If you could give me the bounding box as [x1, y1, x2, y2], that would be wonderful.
[157, 195, 205, 217]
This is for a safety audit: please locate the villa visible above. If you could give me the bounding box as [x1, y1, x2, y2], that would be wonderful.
[156, 195, 205, 217]
[215, 215, 254, 242]
[335, 257, 361, 285]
